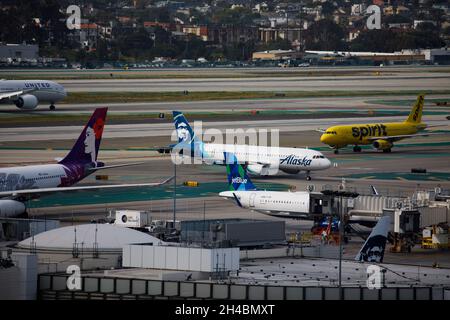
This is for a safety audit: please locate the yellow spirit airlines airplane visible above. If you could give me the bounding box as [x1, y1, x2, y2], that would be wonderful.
[319, 94, 437, 154]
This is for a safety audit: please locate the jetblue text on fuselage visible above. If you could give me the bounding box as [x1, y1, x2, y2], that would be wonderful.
[280, 155, 312, 167]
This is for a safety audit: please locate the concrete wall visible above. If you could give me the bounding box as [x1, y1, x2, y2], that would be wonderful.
[0, 253, 37, 300]
[123, 245, 240, 272]
[38, 273, 446, 300]
[419, 206, 449, 227]
[240, 245, 339, 260]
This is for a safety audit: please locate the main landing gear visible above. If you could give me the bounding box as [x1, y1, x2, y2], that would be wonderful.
[382, 148, 392, 153]
[353, 146, 362, 152]
[306, 171, 311, 181]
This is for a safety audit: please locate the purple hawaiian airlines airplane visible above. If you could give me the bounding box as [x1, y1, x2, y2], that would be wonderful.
[0, 108, 172, 217]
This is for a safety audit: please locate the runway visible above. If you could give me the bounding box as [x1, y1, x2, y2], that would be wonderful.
[0, 115, 448, 142]
[51, 94, 450, 113]
[59, 74, 450, 92]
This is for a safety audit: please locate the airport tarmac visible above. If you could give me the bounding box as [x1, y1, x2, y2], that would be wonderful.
[1, 115, 448, 142]
[1, 77, 449, 274]
[54, 74, 450, 92]
[8, 137, 449, 223]
[2, 94, 448, 114]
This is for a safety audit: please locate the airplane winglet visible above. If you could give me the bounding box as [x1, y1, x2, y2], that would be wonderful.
[232, 192, 243, 207]
[159, 175, 175, 185]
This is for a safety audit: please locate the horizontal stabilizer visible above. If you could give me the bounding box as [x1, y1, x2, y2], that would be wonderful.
[88, 162, 146, 171]
[0, 176, 174, 198]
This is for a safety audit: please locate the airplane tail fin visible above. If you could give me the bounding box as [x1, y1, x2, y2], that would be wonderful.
[173, 111, 199, 144]
[225, 152, 257, 191]
[355, 216, 391, 263]
[405, 94, 425, 124]
[370, 185, 379, 196]
[59, 108, 108, 166]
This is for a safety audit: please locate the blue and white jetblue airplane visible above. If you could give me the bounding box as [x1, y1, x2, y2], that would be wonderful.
[0, 79, 67, 110]
[219, 152, 311, 218]
[172, 111, 331, 180]
[220, 152, 392, 261]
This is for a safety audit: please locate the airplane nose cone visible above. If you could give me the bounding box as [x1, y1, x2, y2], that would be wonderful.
[320, 134, 327, 143]
[219, 191, 233, 198]
[324, 158, 332, 169]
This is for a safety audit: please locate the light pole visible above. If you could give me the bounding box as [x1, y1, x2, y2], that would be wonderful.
[321, 189, 359, 300]
[338, 194, 343, 299]
[173, 158, 177, 228]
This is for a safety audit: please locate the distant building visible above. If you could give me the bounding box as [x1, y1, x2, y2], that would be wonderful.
[348, 29, 361, 41]
[421, 48, 450, 64]
[413, 20, 437, 29]
[143, 21, 175, 31]
[0, 43, 39, 61]
[305, 50, 429, 65]
[65, 19, 100, 50]
[182, 25, 209, 41]
[182, 25, 257, 45]
[388, 23, 411, 29]
[351, 4, 366, 16]
[252, 49, 302, 61]
[258, 27, 303, 44]
[80, 23, 99, 49]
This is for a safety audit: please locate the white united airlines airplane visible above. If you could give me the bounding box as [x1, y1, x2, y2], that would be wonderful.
[172, 111, 331, 180]
[0, 108, 172, 217]
[0, 79, 67, 110]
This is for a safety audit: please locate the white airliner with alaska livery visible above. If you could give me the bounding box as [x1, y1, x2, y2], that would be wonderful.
[172, 111, 331, 180]
[0, 79, 67, 110]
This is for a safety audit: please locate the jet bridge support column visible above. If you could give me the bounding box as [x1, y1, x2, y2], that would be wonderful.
[388, 207, 420, 253]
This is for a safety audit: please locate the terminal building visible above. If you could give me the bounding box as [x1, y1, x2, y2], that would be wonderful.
[0, 43, 39, 61]
[1, 186, 449, 300]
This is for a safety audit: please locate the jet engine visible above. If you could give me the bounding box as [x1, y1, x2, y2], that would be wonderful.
[0, 200, 26, 217]
[246, 164, 264, 175]
[15, 94, 39, 110]
[281, 169, 300, 174]
[247, 164, 279, 176]
[372, 140, 393, 151]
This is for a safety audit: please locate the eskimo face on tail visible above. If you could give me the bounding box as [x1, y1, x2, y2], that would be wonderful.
[358, 236, 386, 263]
[355, 216, 391, 263]
[176, 122, 191, 143]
